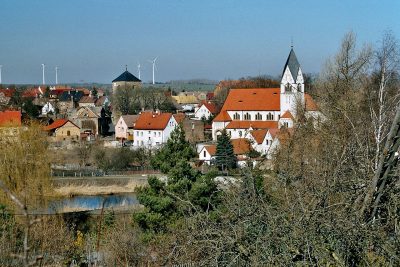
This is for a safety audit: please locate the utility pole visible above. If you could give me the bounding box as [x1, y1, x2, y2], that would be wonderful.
[55, 66, 58, 85]
[41, 64, 46, 85]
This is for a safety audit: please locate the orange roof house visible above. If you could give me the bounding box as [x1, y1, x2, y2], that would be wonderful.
[0, 111, 22, 127]
[134, 112, 173, 130]
[44, 119, 80, 141]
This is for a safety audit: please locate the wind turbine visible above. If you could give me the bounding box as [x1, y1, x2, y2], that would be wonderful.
[55, 66, 59, 85]
[148, 57, 157, 85]
[41, 63, 46, 85]
[0, 65, 2, 84]
[137, 62, 141, 80]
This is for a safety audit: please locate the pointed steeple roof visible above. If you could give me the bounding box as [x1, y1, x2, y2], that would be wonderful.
[282, 48, 301, 82]
[112, 70, 141, 83]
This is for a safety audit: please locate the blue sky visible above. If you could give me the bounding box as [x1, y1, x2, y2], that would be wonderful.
[0, 0, 399, 84]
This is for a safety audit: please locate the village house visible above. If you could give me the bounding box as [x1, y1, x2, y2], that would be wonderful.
[71, 106, 102, 136]
[194, 101, 218, 120]
[199, 138, 252, 167]
[115, 114, 139, 141]
[133, 111, 178, 148]
[44, 119, 80, 141]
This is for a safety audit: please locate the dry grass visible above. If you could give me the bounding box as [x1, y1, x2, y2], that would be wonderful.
[54, 180, 148, 196]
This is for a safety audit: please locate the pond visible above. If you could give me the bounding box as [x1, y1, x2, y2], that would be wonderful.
[41, 193, 139, 214]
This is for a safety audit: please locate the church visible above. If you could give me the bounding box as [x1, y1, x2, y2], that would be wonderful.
[211, 48, 319, 156]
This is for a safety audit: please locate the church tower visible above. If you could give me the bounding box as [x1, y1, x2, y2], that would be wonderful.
[280, 48, 304, 115]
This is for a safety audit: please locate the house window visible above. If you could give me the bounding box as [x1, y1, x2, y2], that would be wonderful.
[67, 130, 71, 136]
[154, 132, 156, 137]
[284, 122, 289, 128]
[141, 141, 144, 145]
[136, 131, 139, 136]
[297, 83, 302, 91]
[244, 113, 251, 120]
[158, 132, 161, 137]
[233, 113, 240, 120]
[141, 132, 143, 136]
[255, 113, 262, 120]
[285, 83, 292, 92]
[266, 140, 269, 145]
[266, 113, 273, 120]
[203, 150, 206, 157]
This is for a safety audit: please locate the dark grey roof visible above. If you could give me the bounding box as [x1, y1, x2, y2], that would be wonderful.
[59, 91, 84, 102]
[282, 48, 301, 82]
[112, 70, 141, 83]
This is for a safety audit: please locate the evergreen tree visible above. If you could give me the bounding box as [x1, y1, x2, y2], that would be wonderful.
[215, 129, 237, 171]
[134, 125, 220, 234]
[151, 124, 196, 173]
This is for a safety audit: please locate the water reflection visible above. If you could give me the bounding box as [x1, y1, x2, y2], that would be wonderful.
[46, 194, 138, 213]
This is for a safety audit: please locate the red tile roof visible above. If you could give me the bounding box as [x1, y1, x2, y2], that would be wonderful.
[305, 93, 318, 111]
[134, 112, 173, 130]
[173, 113, 186, 124]
[213, 110, 231, 122]
[0, 89, 15, 97]
[220, 88, 280, 111]
[0, 111, 21, 127]
[250, 129, 268, 144]
[281, 110, 294, 119]
[268, 128, 280, 139]
[231, 138, 251, 155]
[44, 119, 79, 131]
[204, 145, 216, 156]
[226, 120, 278, 129]
[203, 138, 251, 156]
[200, 101, 218, 114]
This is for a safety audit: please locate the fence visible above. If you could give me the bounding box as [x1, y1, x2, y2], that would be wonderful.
[51, 166, 160, 177]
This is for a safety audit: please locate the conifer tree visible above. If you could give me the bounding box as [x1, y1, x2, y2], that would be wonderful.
[151, 123, 196, 173]
[215, 129, 237, 171]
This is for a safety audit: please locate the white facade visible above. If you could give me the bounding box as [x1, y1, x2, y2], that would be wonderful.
[41, 102, 55, 115]
[199, 146, 214, 165]
[115, 116, 132, 140]
[280, 56, 305, 116]
[194, 104, 213, 120]
[133, 116, 177, 148]
[226, 110, 280, 122]
[245, 130, 274, 156]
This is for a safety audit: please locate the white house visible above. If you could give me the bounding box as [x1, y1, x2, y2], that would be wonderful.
[41, 102, 55, 115]
[115, 115, 139, 141]
[194, 101, 218, 120]
[198, 138, 252, 166]
[133, 111, 178, 148]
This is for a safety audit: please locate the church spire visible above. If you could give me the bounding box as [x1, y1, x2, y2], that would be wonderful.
[282, 48, 300, 83]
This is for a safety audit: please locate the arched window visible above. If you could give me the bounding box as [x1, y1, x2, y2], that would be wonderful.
[67, 130, 71, 136]
[203, 150, 206, 157]
[297, 83, 302, 91]
[244, 113, 251, 120]
[255, 113, 262, 120]
[285, 83, 292, 92]
[233, 113, 240, 120]
[266, 113, 273, 120]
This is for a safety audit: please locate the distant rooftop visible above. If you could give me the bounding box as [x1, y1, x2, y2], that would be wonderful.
[112, 70, 141, 83]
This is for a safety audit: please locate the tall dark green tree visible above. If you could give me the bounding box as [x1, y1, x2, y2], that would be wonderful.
[215, 129, 237, 170]
[151, 124, 196, 173]
[135, 124, 220, 234]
